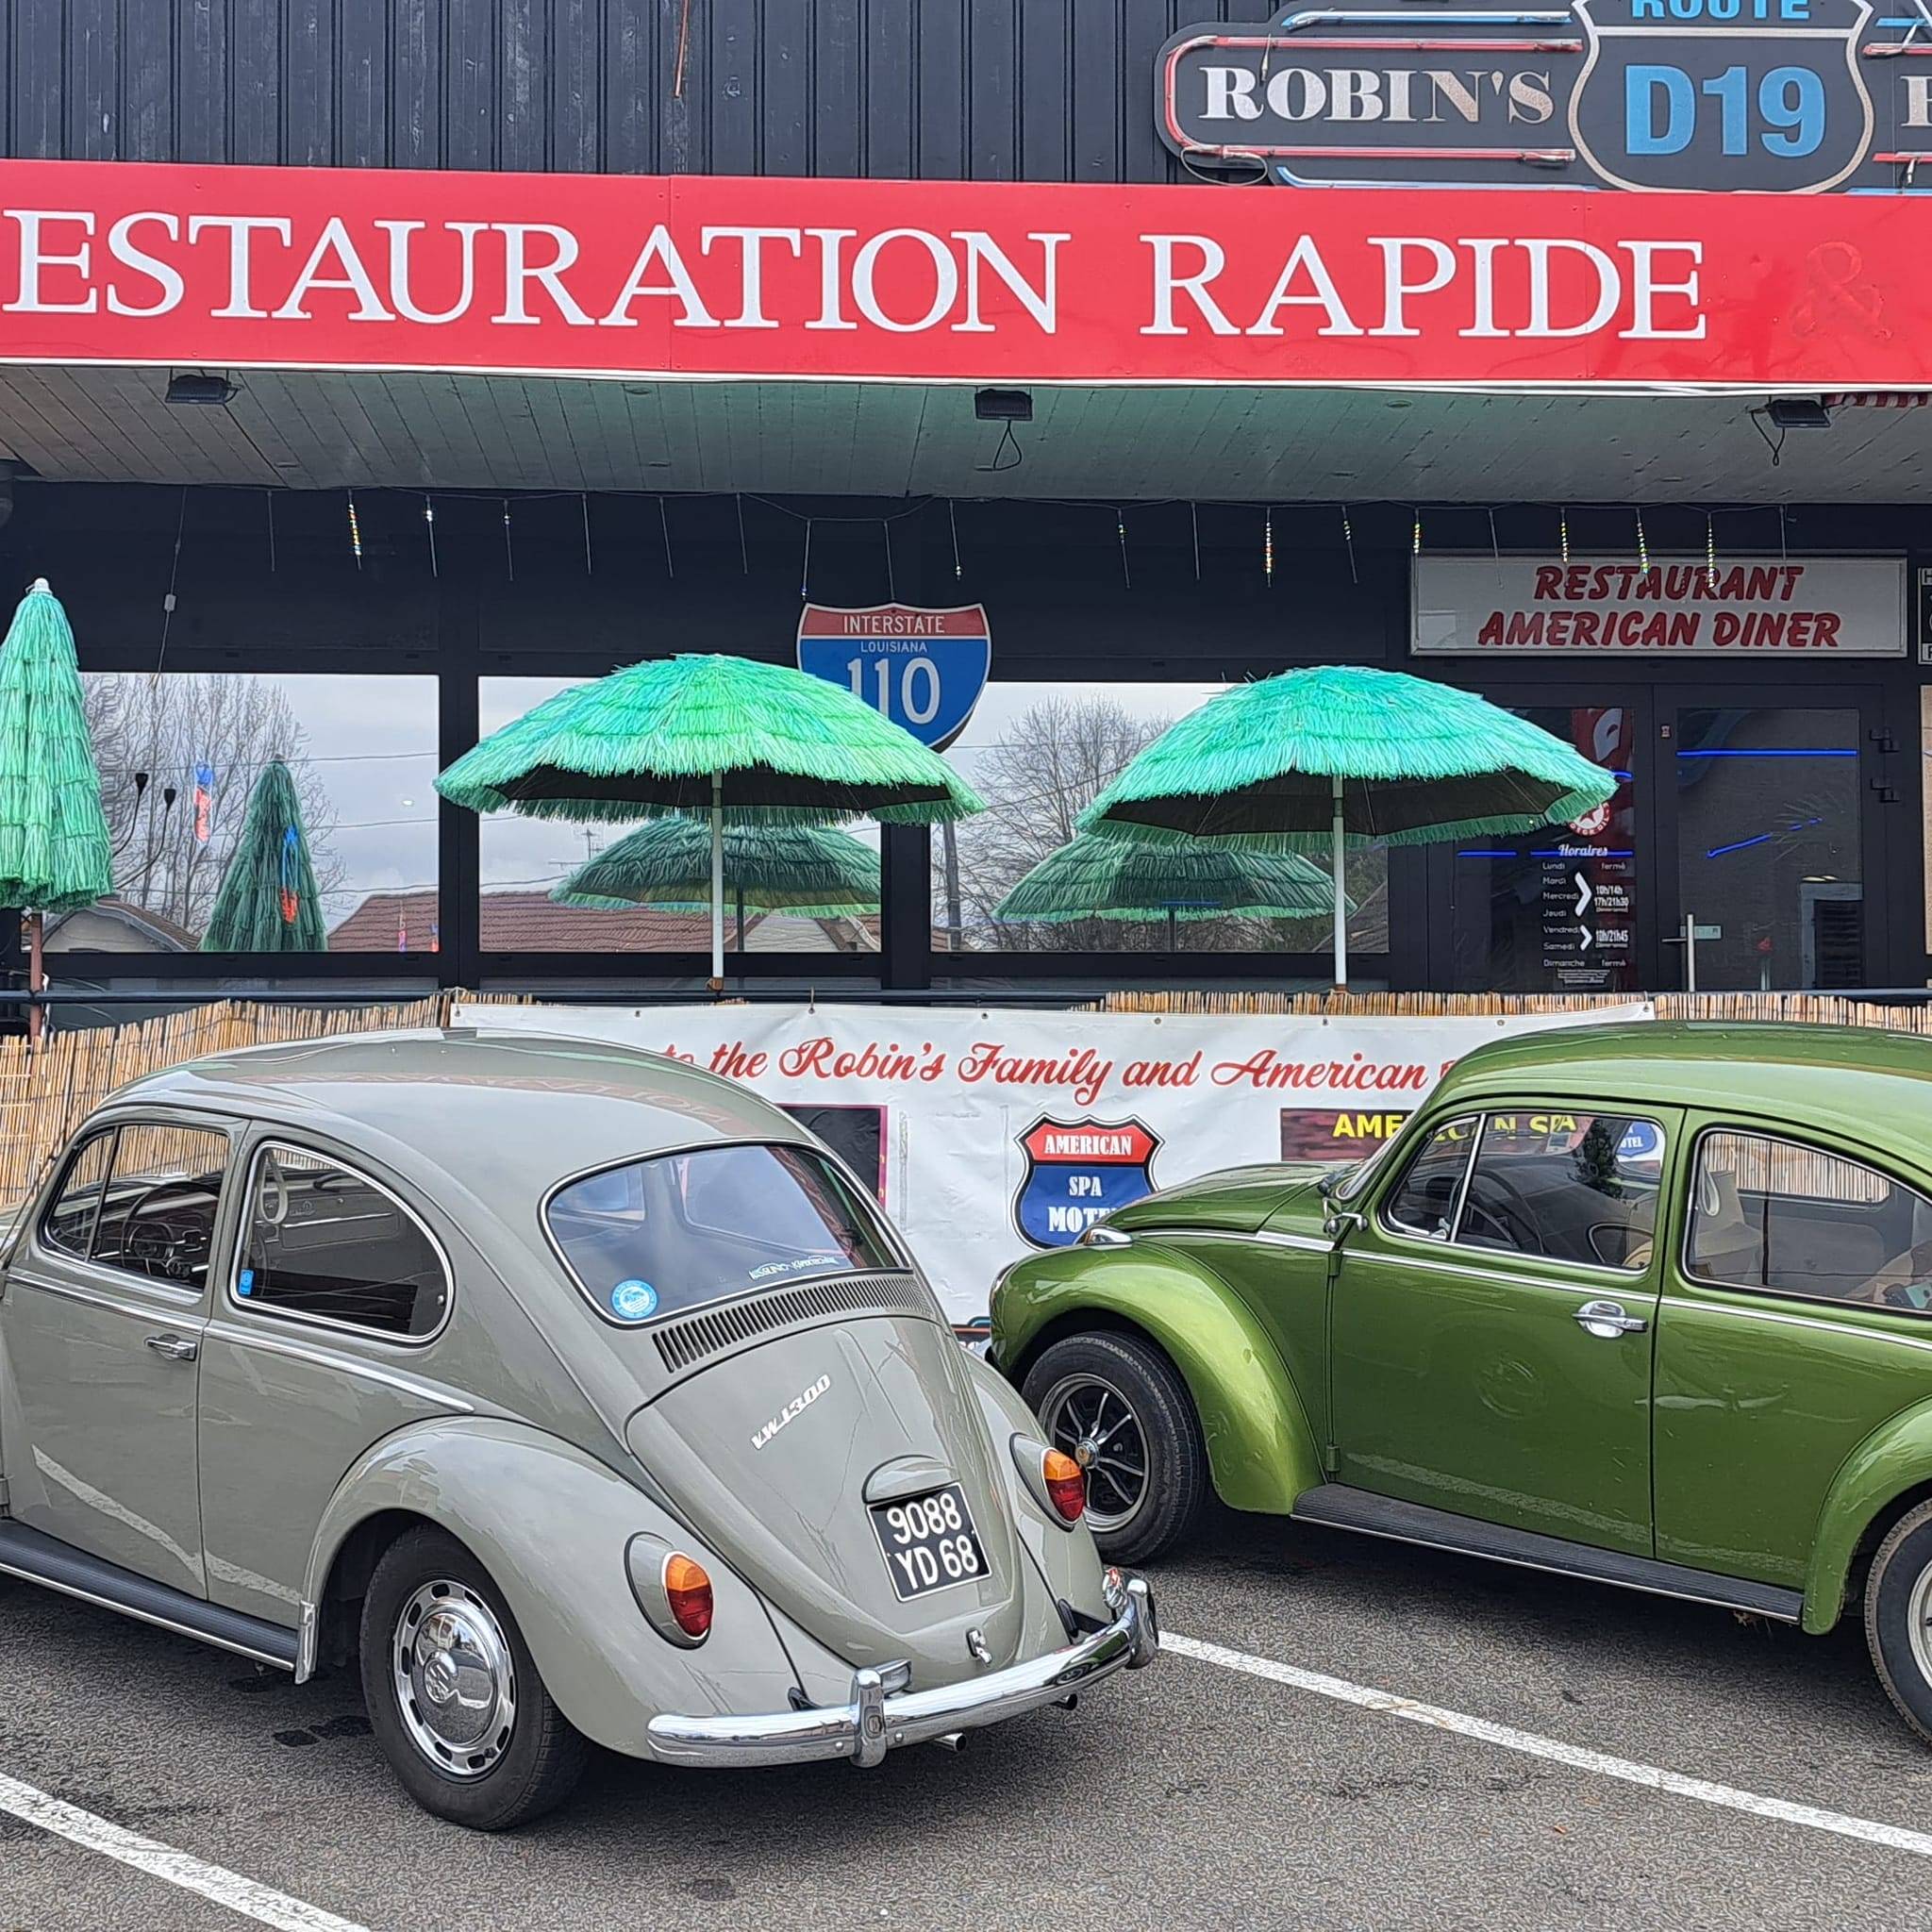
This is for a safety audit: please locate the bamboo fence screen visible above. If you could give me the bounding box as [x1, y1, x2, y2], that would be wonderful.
[0, 986, 1922, 1208]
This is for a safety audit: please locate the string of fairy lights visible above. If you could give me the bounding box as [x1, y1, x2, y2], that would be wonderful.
[244, 484, 1804, 607]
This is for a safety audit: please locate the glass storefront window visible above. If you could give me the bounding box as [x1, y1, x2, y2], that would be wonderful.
[1674, 706, 1863, 991]
[933, 681, 1386, 955]
[1452, 706, 1639, 995]
[477, 676, 876, 956]
[1924, 687, 1932, 959]
[64, 673, 438, 955]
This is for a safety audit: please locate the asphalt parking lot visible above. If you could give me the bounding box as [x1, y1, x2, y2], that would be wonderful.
[4, 1507, 1930, 1932]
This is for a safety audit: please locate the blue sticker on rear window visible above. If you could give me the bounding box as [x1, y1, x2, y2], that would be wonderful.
[238, 1268, 255, 1296]
[610, 1279, 658, 1322]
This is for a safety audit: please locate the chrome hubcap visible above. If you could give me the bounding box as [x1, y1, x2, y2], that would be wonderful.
[392, 1579, 516, 1779]
[1039, 1374, 1148, 1534]
[1908, 1564, 1932, 1691]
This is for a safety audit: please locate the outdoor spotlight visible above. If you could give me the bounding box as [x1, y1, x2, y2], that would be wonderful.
[165, 371, 238, 407]
[974, 388, 1033, 422]
[1765, 398, 1833, 430]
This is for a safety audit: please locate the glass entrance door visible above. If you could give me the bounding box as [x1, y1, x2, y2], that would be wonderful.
[1442, 697, 1647, 994]
[1663, 697, 1877, 991]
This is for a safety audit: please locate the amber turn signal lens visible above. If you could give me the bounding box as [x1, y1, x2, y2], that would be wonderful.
[663, 1553, 714, 1641]
[1041, 1448, 1086, 1523]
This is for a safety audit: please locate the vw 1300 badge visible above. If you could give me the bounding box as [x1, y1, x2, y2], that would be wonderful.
[750, 1374, 832, 1451]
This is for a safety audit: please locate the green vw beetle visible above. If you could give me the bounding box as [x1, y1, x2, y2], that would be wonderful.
[991, 1021, 1932, 1740]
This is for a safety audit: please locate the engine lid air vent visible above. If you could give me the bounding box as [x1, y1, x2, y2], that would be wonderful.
[652, 1271, 936, 1375]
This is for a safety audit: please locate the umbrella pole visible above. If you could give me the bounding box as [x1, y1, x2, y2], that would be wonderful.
[709, 773, 724, 992]
[26, 908, 42, 1048]
[1330, 773, 1347, 992]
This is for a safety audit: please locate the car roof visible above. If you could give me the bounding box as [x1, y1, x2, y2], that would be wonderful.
[1439, 1020, 1932, 1150]
[104, 1027, 805, 1189]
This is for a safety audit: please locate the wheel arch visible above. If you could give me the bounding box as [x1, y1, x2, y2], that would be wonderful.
[1001, 1250, 1321, 1516]
[312, 1506, 429, 1674]
[303, 1415, 803, 1757]
[1803, 1396, 1932, 1634]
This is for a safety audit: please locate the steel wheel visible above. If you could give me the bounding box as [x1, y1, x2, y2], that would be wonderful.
[391, 1578, 518, 1780]
[1037, 1372, 1149, 1534]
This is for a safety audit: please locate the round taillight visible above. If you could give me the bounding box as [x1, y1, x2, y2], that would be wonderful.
[1041, 1448, 1087, 1524]
[663, 1553, 714, 1641]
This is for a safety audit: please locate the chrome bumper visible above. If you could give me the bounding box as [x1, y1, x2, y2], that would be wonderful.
[645, 1569, 1158, 1769]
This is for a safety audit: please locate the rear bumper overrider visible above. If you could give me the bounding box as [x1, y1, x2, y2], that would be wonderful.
[645, 1568, 1158, 1768]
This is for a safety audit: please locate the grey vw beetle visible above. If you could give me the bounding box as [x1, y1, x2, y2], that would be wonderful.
[0, 1030, 1156, 1828]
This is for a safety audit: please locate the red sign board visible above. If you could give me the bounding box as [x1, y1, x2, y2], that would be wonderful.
[0, 158, 1917, 390]
[1019, 1119, 1160, 1168]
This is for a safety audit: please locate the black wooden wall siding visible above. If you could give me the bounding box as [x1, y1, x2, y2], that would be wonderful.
[0, 1, 1269, 179]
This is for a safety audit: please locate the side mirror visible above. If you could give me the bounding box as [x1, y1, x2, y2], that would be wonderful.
[1323, 1209, 1365, 1242]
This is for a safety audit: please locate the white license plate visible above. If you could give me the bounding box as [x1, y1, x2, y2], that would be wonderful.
[868, 1484, 987, 1601]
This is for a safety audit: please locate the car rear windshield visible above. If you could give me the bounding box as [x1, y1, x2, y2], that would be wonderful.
[544, 1141, 899, 1325]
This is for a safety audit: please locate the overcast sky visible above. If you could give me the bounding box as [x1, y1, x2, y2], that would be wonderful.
[91, 672, 440, 926]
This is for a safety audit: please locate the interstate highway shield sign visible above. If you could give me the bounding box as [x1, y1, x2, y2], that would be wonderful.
[1013, 1115, 1162, 1249]
[796, 604, 991, 752]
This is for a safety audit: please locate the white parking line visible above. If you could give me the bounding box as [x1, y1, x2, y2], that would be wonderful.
[1165, 1630, 1932, 1860]
[0, 1771, 367, 1932]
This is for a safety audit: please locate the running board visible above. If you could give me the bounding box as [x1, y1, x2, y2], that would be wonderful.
[1291, 1485, 1805, 1624]
[0, 1520, 300, 1669]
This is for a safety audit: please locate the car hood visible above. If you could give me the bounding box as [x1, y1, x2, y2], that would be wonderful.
[1105, 1161, 1330, 1236]
[625, 1311, 1025, 1690]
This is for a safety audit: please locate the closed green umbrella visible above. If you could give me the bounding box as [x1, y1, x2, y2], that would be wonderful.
[555, 819, 879, 951]
[201, 758, 328, 952]
[994, 832, 1343, 951]
[1079, 665, 1614, 988]
[0, 579, 112, 1039]
[438, 653, 980, 982]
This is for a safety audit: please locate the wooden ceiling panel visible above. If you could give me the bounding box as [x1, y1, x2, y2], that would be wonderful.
[0, 367, 1924, 506]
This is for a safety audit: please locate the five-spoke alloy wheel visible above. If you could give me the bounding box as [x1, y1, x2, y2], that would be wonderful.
[1022, 1331, 1207, 1564]
[1865, 1498, 1932, 1745]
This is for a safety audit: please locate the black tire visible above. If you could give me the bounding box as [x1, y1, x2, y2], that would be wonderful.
[359, 1525, 590, 1829]
[1865, 1500, 1932, 1745]
[1022, 1330, 1208, 1564]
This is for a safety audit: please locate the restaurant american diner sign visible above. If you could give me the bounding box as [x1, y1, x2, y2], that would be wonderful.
[0, 157, 1915, 390]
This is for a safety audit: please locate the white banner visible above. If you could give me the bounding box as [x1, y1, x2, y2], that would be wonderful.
[1412, 556, 1906, 657]
[460, 1001, 1653, 1318]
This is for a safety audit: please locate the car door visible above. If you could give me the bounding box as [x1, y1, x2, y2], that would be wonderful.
[197, 1135, 460, 1626]
[0, 1114, 235, 1596]
[1655, 1123, 1932, 1590]
[1330, 1101, 1679, 1557]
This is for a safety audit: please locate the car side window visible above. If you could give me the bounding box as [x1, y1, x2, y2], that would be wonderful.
[234, 1143, 450, 1341]
[1381, 1116, 1478, 1241]
[1458, 1110, 1666, 1272]
[41, 1128, 117, 1261]
[1688, 1130, 1932, 1314]
[42, 1122, 231, 1289]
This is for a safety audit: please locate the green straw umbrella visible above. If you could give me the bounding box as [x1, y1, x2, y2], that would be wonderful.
[993, 832, 1343, 951]
[0, 579, 112, 1040]
[554, 819, 879, 951]
[201, 758, 328, 952]
[1079, 665, 1615, 989]
[437, 653, 980, 983]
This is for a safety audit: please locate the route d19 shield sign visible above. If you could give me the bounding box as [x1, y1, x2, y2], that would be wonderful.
[1158, 0, 1907, 194]
[797, 605, 991, 752]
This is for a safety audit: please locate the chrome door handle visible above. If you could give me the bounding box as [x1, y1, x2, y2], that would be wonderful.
[143, 1332, 199, 1361]
[1574, 1299, 1647, 1340]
